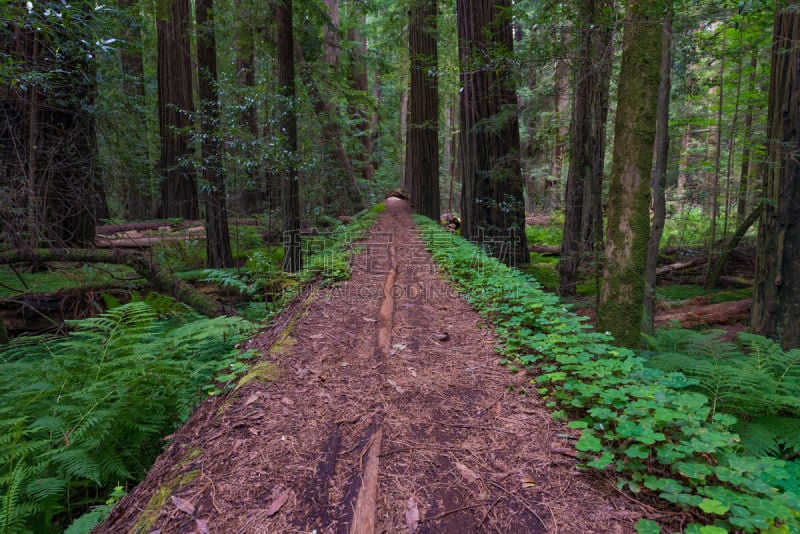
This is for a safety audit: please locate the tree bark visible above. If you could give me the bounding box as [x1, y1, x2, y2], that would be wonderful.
[457, 0, 528, 266]
[119, 0, 153, 220]
[197, 0, 233, 268]
[559, 0, 613, 296]
[405, 0, 440, 220]
[598, 1, 664, 348]
[643, 10, 673, 334]
[751, 1, 800, 349]
[157, 0, 197, 219]
[277, 0, 302, 272]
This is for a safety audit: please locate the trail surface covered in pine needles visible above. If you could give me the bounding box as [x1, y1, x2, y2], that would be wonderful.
[99, 198, 658, 533]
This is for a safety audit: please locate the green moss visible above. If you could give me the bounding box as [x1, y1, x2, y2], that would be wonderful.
[128, 468, 199, 534]
[236, 361, 280, 389]
[370, 202, 387, 213]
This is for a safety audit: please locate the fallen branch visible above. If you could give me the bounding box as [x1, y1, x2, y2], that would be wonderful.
[528, 245, 560, 255]
[0, 249, 226, 317]
[655, 257, 706, 275]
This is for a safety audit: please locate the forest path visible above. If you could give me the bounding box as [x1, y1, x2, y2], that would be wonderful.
[99, 198, 649, 534]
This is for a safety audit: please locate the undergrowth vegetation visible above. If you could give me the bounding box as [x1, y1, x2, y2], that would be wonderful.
[0, 294, 257, 533]
[0, 204, 384, 533]
[415, 215, 799, 534]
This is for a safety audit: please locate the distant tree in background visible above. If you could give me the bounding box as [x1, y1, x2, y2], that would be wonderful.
[405, 0, 440, 220]
[197, 0, 233, 268]
[156, 0, 197, 219]
[457, 0, 528, 266]
[558, 0, 614, 296]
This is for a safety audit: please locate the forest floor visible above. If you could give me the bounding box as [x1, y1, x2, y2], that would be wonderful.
[98, 198, 678, 534]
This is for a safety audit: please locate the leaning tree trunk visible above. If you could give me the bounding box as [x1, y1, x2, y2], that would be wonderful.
[457, 0, 528, 266]
[277, 0, 301, 272]
[405, 0, 440, 221]
[752, 1, 800, 349]
[197, 0, 233, 268]
[598, 1, 664, 349]
[643, 10, 673, 334]
[157, 0, 197, 219]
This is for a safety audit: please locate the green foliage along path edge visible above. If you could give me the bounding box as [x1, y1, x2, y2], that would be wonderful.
[413, 215, 799, 534]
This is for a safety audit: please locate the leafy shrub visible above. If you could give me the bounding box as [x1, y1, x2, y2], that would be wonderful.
[414, 215, 800, 533]
[644, 328, 800, 458]
[0, 297, 256, 532]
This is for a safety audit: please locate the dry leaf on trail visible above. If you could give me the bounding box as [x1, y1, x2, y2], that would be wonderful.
[362, 317, 377, 323]
[430, 332, 450, 342]
[266, 490, 290, 517]
[170, 495, 195, 515]
[281, 396, 294, 406]
[405, 496, 420, 533]
[455, 461, 480, 482]
[387, 379, 406, 393]
[244, 394, 259, 407]
[195, 518, 209, 534]
[520, 476, 536, 488]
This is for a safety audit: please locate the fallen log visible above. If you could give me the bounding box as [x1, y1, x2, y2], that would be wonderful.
[0, 249, 226, 317]
[655, 257, 706, 275]
[96, 234, 206, 248]
[529, 245, 561, 255]
[655, 298, 752, 328]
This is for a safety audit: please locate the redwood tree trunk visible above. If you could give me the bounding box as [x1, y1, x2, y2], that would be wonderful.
[277, 0, 301, 272]
[558, 0, 613, 296]
[197, 0, 233, 268]
[457, 0, 528, 266]
[157, 0, 197, 219]
[597, 1, 664, 348]
[120, 0, 153, 220]
[643, 10, 673, 334]
[752, 1, 800, 349]
[405, 0, 440, 220]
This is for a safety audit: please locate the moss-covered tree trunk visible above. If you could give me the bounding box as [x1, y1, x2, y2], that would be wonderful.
[457, 0, 528, 266]
[752, 1, 800, 349]
[405, 0, 440, 221]
[597, 1, 664, 348]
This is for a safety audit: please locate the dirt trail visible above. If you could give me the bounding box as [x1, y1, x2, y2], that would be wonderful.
[99, 198, 651, 534]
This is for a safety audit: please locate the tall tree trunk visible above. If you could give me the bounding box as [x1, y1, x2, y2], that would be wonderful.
[559, 0, 613, 296]
[157, 0, 197, 219]
[405, 0, 440, 220]
[752, 1, 800, 349]
[549, 26, 570, 209]
[736, 52, 758, 226]
[119, 0, 153, 220]
[706, 17, 727, 278]
[643, 10, 673, 334]
[277, 0, 301, 272]
[597, 1, 664, 348]
[457, 0, 528, 266]
[347, 8, 374, 181]
[197, 0, 233, 268]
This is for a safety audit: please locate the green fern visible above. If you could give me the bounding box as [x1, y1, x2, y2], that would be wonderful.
[644, 329, 800, 457]
[0, 298, 256, 532]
